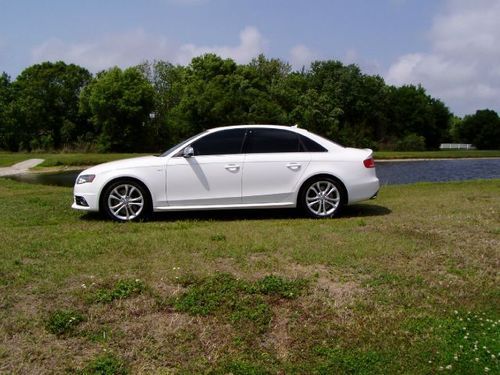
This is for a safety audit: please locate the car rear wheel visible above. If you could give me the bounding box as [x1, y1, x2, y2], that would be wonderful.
[102, 180, 151, 221]
[300, 177, 345, 218]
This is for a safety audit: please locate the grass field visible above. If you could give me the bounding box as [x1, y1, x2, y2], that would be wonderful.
[1, 150, 500, 169]
[0, 178, 498, 374]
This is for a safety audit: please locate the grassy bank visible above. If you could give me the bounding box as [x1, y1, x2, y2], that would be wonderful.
[0, 178, 498, 373]
[0, 152, 150, 168]
[1, 150, 500, 169]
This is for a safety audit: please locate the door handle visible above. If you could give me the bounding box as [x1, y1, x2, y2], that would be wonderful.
[224, 164, 240, 172]
[286, 162, 301, 170]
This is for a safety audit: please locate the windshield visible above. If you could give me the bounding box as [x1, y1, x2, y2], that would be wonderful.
[159, 132, 204, 157]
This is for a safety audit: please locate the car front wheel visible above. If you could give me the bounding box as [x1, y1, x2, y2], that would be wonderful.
[300, 178, 345, 218]
[102, 180, 151, 221]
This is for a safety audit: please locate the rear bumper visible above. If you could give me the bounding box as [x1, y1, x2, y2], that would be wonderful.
[347, 177, 380, 204]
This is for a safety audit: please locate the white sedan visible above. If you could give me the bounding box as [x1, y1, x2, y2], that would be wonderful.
[72, 125, 379, 221]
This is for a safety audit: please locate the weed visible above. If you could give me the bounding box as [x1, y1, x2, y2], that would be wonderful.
[173, 273, 306, 332]
[229, 295, 272, 332]
[214, 359, 271, 375]
[90, 279, 145, 303]
[210, 233, 226, 241]
[80, 353, 128, 375]
[46, 309, 84, 336]
[173, 273, 243, 315]
[311, 347, 390, 374]
[405, 311, 500, 373]
[256, 275, 307, 299]
[81, 326, 117, 343]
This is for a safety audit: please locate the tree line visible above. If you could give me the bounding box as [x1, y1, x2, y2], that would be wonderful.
[0, 54, 498, 153]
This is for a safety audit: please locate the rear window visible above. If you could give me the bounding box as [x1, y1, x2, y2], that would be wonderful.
[299, 134, 327, 152]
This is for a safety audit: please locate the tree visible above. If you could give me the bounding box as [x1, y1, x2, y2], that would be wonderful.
[457, 109, 500, 149]
[386, 85, 451, 150]
[0, 73, 14, 150]
[79, 67, 155, 152]
[137, 60, 187, 150]
[169, 54, 246, 137]
[10, 61, 92, 150]
[290, 60, 389, 148]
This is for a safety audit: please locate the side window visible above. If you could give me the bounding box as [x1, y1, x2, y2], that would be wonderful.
[244, 128, 301, 153]
[191, 129, 246, 156]
[299, 134, 327, 152]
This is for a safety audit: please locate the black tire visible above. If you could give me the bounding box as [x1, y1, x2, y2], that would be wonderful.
[101, 179, 152, 222]
[299, 177, 345, 218]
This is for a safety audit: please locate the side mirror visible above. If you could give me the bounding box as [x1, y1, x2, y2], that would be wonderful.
[183, 146, 194, 158]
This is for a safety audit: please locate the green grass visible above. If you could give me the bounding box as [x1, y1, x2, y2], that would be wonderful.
[1, 150, 499, 169]
[0, 178, 498, 373]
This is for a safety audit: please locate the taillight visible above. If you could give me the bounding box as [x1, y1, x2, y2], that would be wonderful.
[363, 157, 375, 168]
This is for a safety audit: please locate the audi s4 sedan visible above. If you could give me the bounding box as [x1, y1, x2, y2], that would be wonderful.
[72, 125, 379, 221]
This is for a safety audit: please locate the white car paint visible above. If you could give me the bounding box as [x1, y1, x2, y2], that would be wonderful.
[72, 125, 379, 218]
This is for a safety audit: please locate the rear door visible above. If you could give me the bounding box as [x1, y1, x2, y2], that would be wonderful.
[241, 128, 310, 204]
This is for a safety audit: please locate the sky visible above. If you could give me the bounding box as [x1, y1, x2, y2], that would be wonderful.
[0, 0, 499, 116]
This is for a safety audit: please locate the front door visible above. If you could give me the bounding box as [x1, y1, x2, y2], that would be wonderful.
[166, 128, 246, 206]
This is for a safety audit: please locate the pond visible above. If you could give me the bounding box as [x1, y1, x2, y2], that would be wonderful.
[376, 158, 500, 185]
[3, 158, 500, 187]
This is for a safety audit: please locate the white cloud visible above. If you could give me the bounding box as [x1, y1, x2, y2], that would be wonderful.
[176, 26, 266, 64]
[344, 48, 381, 75]
[32, 29, 177, 72]
[386, 0, 500, 115]
[31, 26, 266, 72]
[289, 44, 316, 70]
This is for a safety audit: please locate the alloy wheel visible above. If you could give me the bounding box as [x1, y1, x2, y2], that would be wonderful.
[304, 180, 341, 217]
[107, 183, 144, 221]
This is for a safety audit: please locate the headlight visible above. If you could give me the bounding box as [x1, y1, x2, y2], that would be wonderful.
[77, 174, 96, 184]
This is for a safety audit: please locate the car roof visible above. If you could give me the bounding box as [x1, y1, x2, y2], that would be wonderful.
[206, 124, 303, 133]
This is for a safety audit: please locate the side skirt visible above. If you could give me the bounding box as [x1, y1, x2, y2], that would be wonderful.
[154, 202, 296, 212]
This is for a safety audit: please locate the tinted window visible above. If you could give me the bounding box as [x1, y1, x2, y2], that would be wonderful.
[299, 134, 327, 152]
[244, 128, 301, 153]
[191, 129, 246, 156]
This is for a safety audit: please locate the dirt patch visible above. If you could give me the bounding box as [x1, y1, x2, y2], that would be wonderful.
[263, 306, 292, 360]
[316, 277, 364, 309]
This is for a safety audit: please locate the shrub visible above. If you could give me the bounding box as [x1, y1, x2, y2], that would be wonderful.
[396, 133, 426, 151]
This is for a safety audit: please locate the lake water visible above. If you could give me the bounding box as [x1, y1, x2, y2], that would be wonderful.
[3, 158, 500, 187]
[376, 158, 500, 185]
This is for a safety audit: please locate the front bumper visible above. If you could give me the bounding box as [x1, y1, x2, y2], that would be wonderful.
[72, 183, 100, 212]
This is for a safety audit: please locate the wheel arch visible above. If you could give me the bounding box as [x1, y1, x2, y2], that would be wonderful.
[297, 173, 349, 207]
[98, 176, 153, 213]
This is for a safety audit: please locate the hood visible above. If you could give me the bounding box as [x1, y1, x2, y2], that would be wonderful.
[80, 155, 161, 175]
